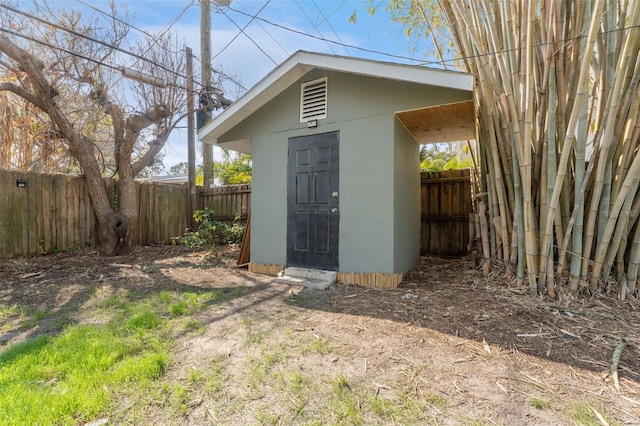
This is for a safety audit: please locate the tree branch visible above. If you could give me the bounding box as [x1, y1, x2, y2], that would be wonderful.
[0, 82, 48, 111]
[128, 104, 171, 131]
[131, 133, 169, 177]
[0, 34, 58, 99]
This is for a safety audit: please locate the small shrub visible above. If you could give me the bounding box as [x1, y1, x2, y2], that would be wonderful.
[172, 208, 245, 248]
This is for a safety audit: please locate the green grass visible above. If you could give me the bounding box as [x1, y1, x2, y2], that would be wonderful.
[571, 402, 620, 426]
[143, 264, 161, 274]
[0, 287, 245, 425]
[246, 350, 279, 391]
[0, 304, 21, 319]
[254, 405, 281, 425]
[302, 335, 335, 355]
[527, 397, 550, 410]
[0, 322, 167, 425]
[366, 390, 428, 423]
[242, 317, 264, 344]
[207, 355, 228, 395]
[0, 304, 24, 332]
[330, 374, 363, 425]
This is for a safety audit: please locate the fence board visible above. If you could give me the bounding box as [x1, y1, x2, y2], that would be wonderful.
[5, 171, 15, 256]
[420, 169, 472, 256]
[54, 174, 67, 251]
[66, 177, 75, 248]
[34, 172, 43, 254]
[0, 171, 9, 257]
[42, 173, 53, 253]
[78, 179, 86, 247]
[27, 172, 38, 254]
[17, 172, 29, 256]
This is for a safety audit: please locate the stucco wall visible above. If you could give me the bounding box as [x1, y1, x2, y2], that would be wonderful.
[338, 117, 395, 273]
[250, 132, 287, 266]
[393, 118, 421, 274]
[223, 69, 470, 273]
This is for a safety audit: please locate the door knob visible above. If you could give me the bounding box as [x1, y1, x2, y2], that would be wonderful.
[332, 192, 339, 198]
[331, 207, 338, 213]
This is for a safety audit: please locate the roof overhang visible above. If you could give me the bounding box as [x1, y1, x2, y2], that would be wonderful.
[197, 50, 475, 148]
[395, 100, 476, 143]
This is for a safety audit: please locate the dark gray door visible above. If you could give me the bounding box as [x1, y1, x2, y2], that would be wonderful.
[287, 131, 339, 270]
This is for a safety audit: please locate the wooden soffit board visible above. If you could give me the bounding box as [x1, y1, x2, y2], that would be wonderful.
[396, 100, 476, 143]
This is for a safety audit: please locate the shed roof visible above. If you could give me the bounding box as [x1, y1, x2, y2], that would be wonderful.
[197, 50, 475, 147]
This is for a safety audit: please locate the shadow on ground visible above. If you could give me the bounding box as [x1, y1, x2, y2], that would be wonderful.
[285, 256, 640, 385]
[2, 246, 639, 388]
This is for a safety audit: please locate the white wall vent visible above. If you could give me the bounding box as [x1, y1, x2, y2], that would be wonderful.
[300, 77, 327, 122]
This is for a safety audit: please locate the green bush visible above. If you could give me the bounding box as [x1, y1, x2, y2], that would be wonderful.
[172, 208, 245, 248]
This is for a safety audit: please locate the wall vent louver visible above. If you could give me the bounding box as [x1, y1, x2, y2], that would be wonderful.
[300, 77, 327, 122]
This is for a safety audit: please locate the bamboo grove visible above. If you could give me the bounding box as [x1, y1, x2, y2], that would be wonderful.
[431, 0, 640, 297]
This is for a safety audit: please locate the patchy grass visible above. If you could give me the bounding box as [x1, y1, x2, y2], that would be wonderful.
[330, 374, 363, 425]
[302, 335, 335, 355]
[0, 320, 167, 424]
[528, 397, 550, 410]
[0, 304, 23, 332]
[0, 304, 21, 319]
[0, 287, 243, 425]
[2, 246, 639, 425]
[571, 402, 621, 426]
[206, 354, 228, 395]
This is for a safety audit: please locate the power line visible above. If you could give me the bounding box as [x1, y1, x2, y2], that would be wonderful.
[130, 0, 195, 68]
[191, 53, 246, 93]
[431, 20, 640, 68]
[216, 1, 278, 65]
[228, 4, 640, 69]
[0, 27, 193, 93]
[236, 1, 289, 57]
[0, 26, 144, 80]
[74, 0, 245, 89]
[0, 2, 193, 84]
[154, 0, 195, 44]
[311, 0, 351, 56]
[76, 0, 180, 52]
[228, 5, 425, 64]
[294, 0, 336, 55]
[7, 1, 639, 93]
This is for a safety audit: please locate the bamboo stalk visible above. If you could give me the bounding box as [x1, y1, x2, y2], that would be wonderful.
[428, 0, 640, 296]
[539, 0, 605, 282]
[611, 340, 629, 392]
[478, 201, 491, 274]
[590, 154, 640, 287]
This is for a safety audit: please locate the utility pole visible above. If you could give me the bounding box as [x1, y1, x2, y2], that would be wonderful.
[200, 0, 214, 189]
[186, 47, 197, 230]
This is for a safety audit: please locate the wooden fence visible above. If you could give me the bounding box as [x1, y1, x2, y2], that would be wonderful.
[2, 168, 472, 258]
[0, 170, 191, 258]
[199, 184, 251, 225]
[0, 169, 253, 258]
[1, 171, 91, 258]
[420, 169, 472, 256]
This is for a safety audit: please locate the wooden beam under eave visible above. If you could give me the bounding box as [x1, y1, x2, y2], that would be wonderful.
[396, 100, 476, 144]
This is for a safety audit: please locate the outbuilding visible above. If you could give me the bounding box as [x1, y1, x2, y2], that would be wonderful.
[198, 51, 475, 287]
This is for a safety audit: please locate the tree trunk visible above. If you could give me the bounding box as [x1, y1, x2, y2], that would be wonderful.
[75, 137, 125, 256]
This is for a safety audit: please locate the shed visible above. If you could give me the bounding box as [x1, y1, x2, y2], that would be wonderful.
[198, 51, 475, 286]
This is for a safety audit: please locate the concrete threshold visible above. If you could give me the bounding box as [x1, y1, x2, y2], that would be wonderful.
[276, 267, 337, 290]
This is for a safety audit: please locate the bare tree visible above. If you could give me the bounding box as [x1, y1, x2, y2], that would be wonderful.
[0, 1, 187, 255]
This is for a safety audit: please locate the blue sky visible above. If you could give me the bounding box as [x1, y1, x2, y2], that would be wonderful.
[72, 1, 440, 171]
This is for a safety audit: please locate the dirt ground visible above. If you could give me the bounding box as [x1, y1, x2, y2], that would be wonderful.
[1, 245, 640, 425]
